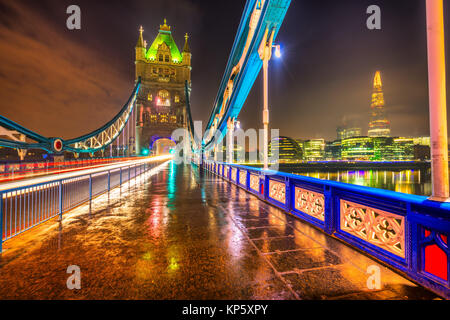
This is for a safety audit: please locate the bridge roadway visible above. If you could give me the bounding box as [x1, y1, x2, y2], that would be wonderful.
[0, 162, 439, 299]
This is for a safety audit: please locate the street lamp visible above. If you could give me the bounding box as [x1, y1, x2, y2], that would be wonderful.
[258, 28, 281, 170]
[274, 44, 282, 59]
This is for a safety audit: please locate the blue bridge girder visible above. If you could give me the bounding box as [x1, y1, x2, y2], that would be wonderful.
[201, 0, 291, 151]
[0, 78, 141, 155]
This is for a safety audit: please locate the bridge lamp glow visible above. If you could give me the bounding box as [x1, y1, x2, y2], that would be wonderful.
[141, 149, 150, 156]
[273, 44, 281, 59]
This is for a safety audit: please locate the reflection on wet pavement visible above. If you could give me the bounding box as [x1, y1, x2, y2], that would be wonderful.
[0, 162, 440, 299]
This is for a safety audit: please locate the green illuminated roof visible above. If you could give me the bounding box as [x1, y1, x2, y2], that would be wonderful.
[146, 20, 182, 63]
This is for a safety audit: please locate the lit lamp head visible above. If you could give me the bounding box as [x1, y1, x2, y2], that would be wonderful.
[273, 44, 281, 58]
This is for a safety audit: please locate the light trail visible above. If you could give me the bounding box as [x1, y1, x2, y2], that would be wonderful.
[0, 155, 172, 192]
[0, 157, 141, 183]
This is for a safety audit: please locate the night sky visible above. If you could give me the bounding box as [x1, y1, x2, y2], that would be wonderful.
[0, 0, 449, 141]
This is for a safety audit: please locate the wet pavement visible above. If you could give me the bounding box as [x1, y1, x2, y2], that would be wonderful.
[0, 162, 440, 299]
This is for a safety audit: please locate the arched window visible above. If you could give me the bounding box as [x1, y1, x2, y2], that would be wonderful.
[159, 90, 170, 100]
[157, 90, 171, 107]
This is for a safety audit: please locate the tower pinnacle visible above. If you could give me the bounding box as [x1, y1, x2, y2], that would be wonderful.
[183, 33, 191, 53]
[136, 25, 145, 48]
[160, 19, 171, 32]
[373, 70, 382, 90]
[368, 71, 390, 137]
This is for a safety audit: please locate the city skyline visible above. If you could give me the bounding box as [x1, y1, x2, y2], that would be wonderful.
[0, 0, 448, 302]
[0, 0, 449, 142]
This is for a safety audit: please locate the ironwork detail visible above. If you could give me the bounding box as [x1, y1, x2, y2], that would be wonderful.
[231, 168, 237, 182]
[250, 174, 259, 192]
[239, 170, 247, 186]
[340, 199, 405, 258]
[269, 180, 286, 204]
[294, 187, 325, 221]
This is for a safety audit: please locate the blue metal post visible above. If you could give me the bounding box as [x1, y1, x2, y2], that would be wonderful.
[0, 193, 3, 253]
[107, 170, 111, 191]
[285, 177, 291, 212]
[323, 186, 334, 235]
[58, 181, 63, 221]
[119, 168, 122, 185]
[89, 175, 92, 201]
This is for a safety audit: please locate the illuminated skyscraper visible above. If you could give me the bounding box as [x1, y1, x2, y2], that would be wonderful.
[368, 71, 390, 137]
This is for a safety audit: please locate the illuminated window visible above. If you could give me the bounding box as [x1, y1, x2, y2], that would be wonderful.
[170, 116, 177, 123]
[147, 93, 153, 101]
[174, 95, 180, 103]
[160, 113, 169, 123]
[150, 114, 157, 123]
[159, 54, 163, 62]
[156, 90, 171, 107]
[159, 90, 170, 100]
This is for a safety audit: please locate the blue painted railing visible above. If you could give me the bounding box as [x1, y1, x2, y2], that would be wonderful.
[205, 160, 450, 299]
[0, 157, 170, 252]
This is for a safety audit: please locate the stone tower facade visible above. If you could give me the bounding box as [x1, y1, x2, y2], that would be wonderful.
[134, 20, 191, 155]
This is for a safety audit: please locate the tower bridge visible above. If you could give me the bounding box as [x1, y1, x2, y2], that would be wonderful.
[0, 0, 448, 300]
[135, 20, 191, 156]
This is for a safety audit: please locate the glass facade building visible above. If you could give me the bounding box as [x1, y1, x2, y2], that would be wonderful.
[303, 139, 325, 161]
[269, 136, 303, 162]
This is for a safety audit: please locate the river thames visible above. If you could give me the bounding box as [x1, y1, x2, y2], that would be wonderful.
[279, 167, 432, 196]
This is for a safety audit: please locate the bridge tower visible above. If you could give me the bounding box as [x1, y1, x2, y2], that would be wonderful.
[134, 20, 191, 155]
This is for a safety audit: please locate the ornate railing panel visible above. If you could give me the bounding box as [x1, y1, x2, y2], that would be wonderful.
[268, 179, 286, 204]
[231, 167, 237, 182]
[294, 187, 325, 222]
[205, 160, 450, 299]
[249, 174, 260, 193]
[239, 170, 247, 187]
[340, 199, 405, 258]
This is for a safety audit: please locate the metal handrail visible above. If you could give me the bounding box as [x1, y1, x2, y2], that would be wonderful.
[0, 156, 171, 252]
[205, 160, 450, 299]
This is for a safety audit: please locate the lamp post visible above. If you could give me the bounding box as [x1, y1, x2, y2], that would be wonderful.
[227, 117, 235, 163]
[426, 0, 449, 201]
[258, 28, 281, 170]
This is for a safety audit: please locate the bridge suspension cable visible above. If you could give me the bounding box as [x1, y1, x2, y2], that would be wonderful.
[0, 78, 142, 159]
[199, 0, 291, 153]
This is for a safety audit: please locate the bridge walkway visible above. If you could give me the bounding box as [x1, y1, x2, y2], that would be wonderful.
[0, 162, 438, 299]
